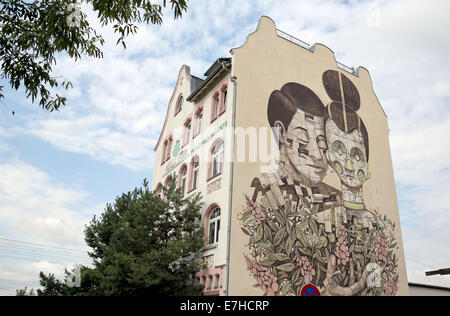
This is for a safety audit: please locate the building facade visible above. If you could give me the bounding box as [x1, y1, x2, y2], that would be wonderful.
[152, 16, 409, 296]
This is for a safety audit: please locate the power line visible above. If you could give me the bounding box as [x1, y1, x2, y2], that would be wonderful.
[0, 248, 91, 264]
[406, 257, 437, 270]
[0, 241, 91, 260]
[0, 237, 88, 254]
[0, 278, 40, 286]
[0, 252, 90, 265]
[0, 99, 15, 115]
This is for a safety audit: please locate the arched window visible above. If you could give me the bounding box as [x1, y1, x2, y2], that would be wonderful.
[208, 207, 221, 245]
[155, 183, 162, 197]
[211, 92, 220, 122]
[195, 110, 203, 136]
[192, 157, 200, 190]
[164, 175, 172, 187]
[183, 118, 192, 146]
[175, 96, 183, 115]
[212, 141, 224, 178]
[161, 140, 167, 165]
[179, 165, 187, 195]
[166, 136, 173, 161]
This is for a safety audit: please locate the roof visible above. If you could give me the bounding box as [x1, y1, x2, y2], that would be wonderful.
[409, 282, 450, 291]
[187, 58, 231, 103]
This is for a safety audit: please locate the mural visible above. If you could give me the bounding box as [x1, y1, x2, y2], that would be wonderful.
[238, 71, 400, 296]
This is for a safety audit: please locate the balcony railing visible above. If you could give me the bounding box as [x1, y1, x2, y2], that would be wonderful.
[276, 29, 358, 76]
[276, 29, 311, 50]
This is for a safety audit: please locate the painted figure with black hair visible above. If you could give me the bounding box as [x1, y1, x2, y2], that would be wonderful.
[250, 82, 338, 211]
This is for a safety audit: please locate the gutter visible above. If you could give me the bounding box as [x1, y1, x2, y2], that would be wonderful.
[220, 60, 237, 297]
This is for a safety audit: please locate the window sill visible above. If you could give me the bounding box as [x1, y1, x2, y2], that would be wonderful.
[187, 186, 197, 195]
[202, 244, 218, 252]
[210, 116, 218, 124]
[207, 172, 222, 183]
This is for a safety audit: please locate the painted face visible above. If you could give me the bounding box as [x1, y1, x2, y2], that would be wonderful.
[325, 119, 368, 188]
[284, 110, 328, 185]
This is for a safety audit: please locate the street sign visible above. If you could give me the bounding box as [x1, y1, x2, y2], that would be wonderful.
[301, 284, 321, 296]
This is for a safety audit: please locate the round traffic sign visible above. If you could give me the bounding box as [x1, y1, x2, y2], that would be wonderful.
[301, 284, 321, 296]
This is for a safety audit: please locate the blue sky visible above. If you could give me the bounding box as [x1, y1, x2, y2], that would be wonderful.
[1, 0, 450, 295]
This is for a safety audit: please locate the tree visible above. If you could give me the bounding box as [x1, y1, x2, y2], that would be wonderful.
[17, 178, 206, 296]
[0, 0, 188, 111]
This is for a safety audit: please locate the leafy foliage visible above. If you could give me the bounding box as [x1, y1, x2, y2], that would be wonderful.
[239, 195, 400, 296]
[17, 178, 206, 296]
[0, 0, 188, 111]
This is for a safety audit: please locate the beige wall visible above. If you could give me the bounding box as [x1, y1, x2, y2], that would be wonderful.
[227, 16, 409, 296]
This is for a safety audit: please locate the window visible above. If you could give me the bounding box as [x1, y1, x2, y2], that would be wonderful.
[212, 142, 224, 177]
[214, 97, 219, 117]
[180, 166, 187, 195]
[155, 183, 162, 197]
[214, 274, 220, 289]
[208, 207, 221, 245]
[161, 140, 167, 165]
[192, 157, 199, 190]
[184, 122, 191, 145]
[196, 112, 203, 135]
[222, 90, 227, 113]
[166, 137, 172, 161]
[164, 175, 171, 187]
[208, 275, 213, 290]
[211, 94, 220, 121]
[175, 96, 183, 115]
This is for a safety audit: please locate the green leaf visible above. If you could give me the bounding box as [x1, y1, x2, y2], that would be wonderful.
[285, 236, 296, 255]
[255, 242, 272, 249]
[241, 227, 251, 236]
[274, 209, 285, 224]
[260, 259, 276, 267]
[254, 225, 264, 243]
[274, 228, 286, 246]
[273, 253, 290, 262]
[240, 211, 252, 221]
[267, 221, 279, 232]
[295, 227, 307, 247]
[276, 263, 296, 272]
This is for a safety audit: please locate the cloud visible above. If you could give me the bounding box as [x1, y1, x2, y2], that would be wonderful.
[0, 159, 93, 247]
[0, 159, 98, 295]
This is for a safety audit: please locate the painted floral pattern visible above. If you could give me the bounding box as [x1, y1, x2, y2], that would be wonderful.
[238, 196, 400, 296]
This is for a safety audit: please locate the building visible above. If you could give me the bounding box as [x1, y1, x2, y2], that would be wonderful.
[151, 16, 409, 296]
[409, 283, 450, 296]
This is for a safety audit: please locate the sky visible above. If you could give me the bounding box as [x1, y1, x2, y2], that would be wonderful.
[0, 0, 449, 295]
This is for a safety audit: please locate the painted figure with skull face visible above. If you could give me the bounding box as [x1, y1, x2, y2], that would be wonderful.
[322, 70, 375, 230]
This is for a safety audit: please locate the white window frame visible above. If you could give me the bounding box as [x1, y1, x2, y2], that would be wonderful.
[196, 112, 203, 135]
[181, 167, 187, 195]
[212, 142, 224, 177]
[193, 158, 199, 190]
[208, 207, 221, 245]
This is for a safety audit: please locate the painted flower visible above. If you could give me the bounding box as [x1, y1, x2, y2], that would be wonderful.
[245, 255, 279, 296]
[335, 227, 350, 266]
[375, 232, 388, 262]
[384, 275, 399, 296]
[245, 195, 266, 224]
[294, 249, 316, 278]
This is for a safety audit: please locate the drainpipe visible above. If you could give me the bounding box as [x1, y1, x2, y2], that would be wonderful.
[220, 60, 236, 296]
